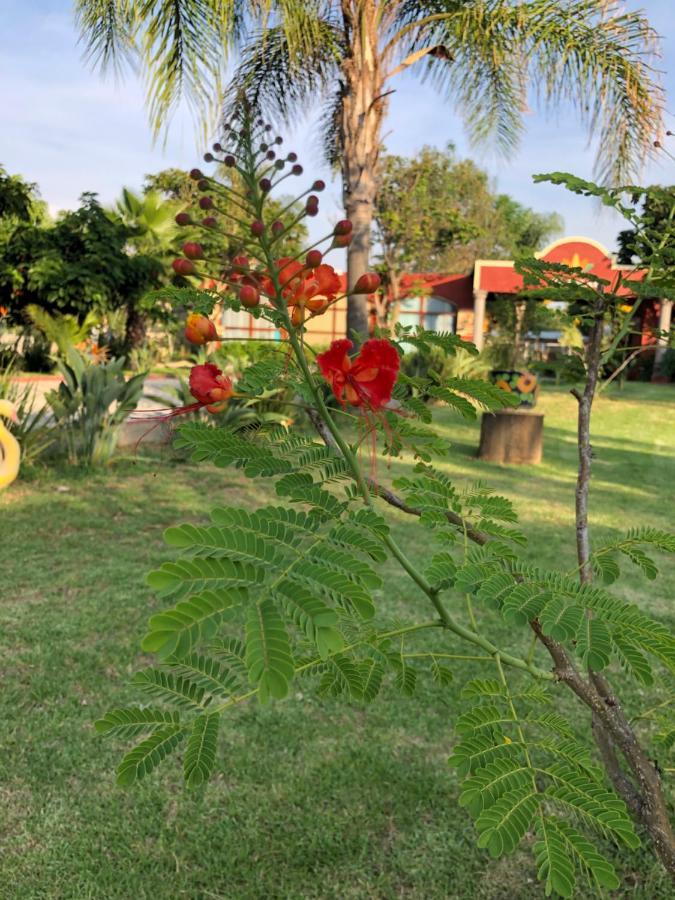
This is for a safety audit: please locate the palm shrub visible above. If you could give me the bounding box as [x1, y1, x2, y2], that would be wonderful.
[46, 348, 146, 465]
[95, 114, 675, 893]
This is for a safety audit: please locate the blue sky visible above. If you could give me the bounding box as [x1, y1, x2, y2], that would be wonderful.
[2, 0, 673, 262]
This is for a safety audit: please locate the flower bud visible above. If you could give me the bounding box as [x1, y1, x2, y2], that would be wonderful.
[239, 284, 260, 308]
[251, 220, 265, 236]
[353, 273, 381, 294]
[259, 178, 272, 193]
[260, 143, 268, 152]
[212, 142, 222, 152]
[266, 150, 276, 160]
[201, 216, 217, 228]
[183, 242, 204, 260]
[197, 179, 209, 191]
[274, 160, 285, 170]
[292, 164, 303, 176]
[172, 258, 196, 276]
[305, 202, 319, 217]
[175, 212, 191, 226]
[307, 194, 319, 205]
[203, 152, 214, 163]
[189, 168, 203, 180]
[275, 136, 283, 145]
[334, 219, 353, 236]
[199, 196, 214, 209]
[231, 255, 249, 270]
[305, 250, 323, 268]
[271, 220, 285, 236]
[224, 155, 236, 167]
[332, 232, 353, 249]
[184, 313, 217, 345]
[287, 152, 298, 162]
[312, 180, 326, 192]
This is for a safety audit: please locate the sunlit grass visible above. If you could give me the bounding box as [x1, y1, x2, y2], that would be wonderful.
[1, 382, 673, 898]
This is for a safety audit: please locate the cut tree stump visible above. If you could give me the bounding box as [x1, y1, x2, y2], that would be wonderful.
[478, 409, 544, 464]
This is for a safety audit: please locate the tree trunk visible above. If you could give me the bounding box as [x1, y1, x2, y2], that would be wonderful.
[571, 305, 675, 876]
[341, 1, 387, 347]
[125, 301, 147, 352]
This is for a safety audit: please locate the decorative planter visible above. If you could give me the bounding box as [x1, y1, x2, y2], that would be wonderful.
[489, 369, 538, 409]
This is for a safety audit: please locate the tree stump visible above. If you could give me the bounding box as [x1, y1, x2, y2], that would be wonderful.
[478, 409, 544, 464]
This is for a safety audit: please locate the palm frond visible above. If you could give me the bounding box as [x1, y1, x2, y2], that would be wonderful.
[222, 15, 344, 126]
[394, 0, 663, 183]
[75, 0, 138, 74]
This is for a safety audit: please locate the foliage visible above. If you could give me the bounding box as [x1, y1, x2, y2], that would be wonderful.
[0, 356, 54, 464]
[45, 349, 146, 465]
[374, 146, 562, 281]
[26, 305, 99, 359]
[0, 192, 164, 325]
[89, 120, 675, 895]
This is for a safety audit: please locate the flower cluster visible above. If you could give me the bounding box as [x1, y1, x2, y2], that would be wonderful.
[163, 110, 395, 418]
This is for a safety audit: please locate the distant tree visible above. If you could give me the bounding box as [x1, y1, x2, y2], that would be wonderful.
[0, 193, 163, 340]
[0, 166, 41, 222]
[617, 186, 675, 268]
[373, 147, 562, 326]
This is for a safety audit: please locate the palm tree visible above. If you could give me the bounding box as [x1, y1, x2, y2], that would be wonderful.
[76, 2, 663, 339]
[109, 187, 180, 347]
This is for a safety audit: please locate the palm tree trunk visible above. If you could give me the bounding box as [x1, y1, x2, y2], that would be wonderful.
[341, 0, 386, 346]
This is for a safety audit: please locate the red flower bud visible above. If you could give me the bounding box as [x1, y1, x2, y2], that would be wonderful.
[306, 203, 319, 217]
[239, 284, 260, 308]
[183, 242, 204, 260]
[292, 164, 303, 176]
[203, 152, 214, 162]
[224, 155, 236, 167]
[275, 136, 283, 145]
[332, 232, 353, 249]
[184, 313, 218, 345]
[231, 255, 249, 269]
[197, 179, 209, 191]
[271, 220, 285, 236]
[202, 216, 217, 228]
[334, 219, 353, 236]
[353, 273, 381, 294]
[199, 196, 214, 209]
[251, 220, 265, 236]
[259, 178, 272, 192]
[172, 258, 196, 276]
[305, 250, 323, 268]
[307, 194, 319, 205]
[175, 212, 191, 226]
[266, 150, 276, 160]
[212, 142, 222, 152]
[287, 152, 298, 162]
[312, 180, 326, 192]
[189, 168, 203, 180]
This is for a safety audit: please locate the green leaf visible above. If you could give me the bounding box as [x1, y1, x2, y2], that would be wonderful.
[146, 558, 264, 600]
[245, 598, 294, 702]
[575, 617, 611, 671]
[131, 669, 207, 710]
[619, 545, 658, 580]
[592, 553, 620, 585]
[141, 588, 244, 658]
[116, 727, 184, 786]
[456, 704, 515, 735]
[95, 707, 181, 738]
[476, 787, 541, 858]
[534, 815, 576, 898]
[461, 679, 504, 699]
[184, 714, 220, 787]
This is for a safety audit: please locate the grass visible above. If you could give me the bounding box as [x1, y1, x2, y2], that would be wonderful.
[1, 382, 674, 899]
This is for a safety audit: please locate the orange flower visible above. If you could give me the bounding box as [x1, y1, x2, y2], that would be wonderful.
[185, 313, 218, 344]
[516, 373, 537, 394]
[494, 379, 512, 393]
[260, 257, 341, 323]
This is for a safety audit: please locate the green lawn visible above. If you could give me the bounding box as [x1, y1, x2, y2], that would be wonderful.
[1, 383, 674, 899]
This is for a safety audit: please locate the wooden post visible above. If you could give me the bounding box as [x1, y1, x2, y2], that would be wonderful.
[478, 409, 544, 464]
[652, 299, 673, 382]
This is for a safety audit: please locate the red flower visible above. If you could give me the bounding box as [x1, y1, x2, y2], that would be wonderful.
[317, 339, 400, 410]
[189, 363, 234, 412]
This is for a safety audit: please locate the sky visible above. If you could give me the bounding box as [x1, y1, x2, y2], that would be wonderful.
[2, 0, 674, 264]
